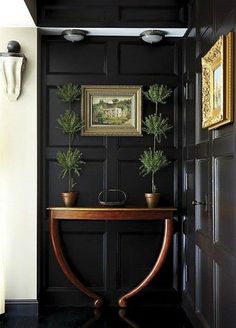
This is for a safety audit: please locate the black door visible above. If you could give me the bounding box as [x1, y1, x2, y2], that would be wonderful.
[182, 1, 236, 327]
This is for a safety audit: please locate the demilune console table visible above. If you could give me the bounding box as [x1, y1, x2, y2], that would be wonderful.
[48, 207, 176, 308]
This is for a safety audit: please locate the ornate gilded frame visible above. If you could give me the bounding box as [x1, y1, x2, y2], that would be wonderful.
[201, 32, 233, 130]
[81, 85, 142, 136]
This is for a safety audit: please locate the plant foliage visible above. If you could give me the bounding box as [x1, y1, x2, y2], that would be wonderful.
[139, 149, 169, 176]
[57, 110, 83, 138]
[143, 84, 172, 104]
[56, 83, 85, 193]
[56, 83, 81, 104]
[139, 149, 169, 193]
[142, 113, 172, 143]
[139, 83, 172, 193]
[57, 149, 85, 191]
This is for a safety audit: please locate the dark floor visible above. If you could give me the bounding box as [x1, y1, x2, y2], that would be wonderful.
[0, 306, 193, 328]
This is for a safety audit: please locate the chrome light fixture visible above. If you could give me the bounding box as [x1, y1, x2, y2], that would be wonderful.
[140, 30, 165, 44]
[0, 41, 26, 101]
[61, 29, 87, 42]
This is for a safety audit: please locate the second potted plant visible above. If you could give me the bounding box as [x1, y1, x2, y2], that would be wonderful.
[56, 83, 85, 207]
[139, 84, 172, 208]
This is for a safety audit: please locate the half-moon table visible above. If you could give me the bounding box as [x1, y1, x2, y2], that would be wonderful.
[48, 207, 176, 308]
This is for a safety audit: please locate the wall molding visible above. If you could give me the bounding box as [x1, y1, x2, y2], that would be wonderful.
[5, 299, 38, 317]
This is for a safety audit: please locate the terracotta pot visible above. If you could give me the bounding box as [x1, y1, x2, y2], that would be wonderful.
[61, 192, 78, 207]
[145, 193, 160, 208]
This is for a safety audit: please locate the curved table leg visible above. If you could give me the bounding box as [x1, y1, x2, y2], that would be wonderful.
[49, 218, 103, 308]
[118, 219, 173, 308]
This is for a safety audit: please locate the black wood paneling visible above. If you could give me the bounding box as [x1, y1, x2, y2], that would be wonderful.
[37, 0, 188, 27]
[182, 1, 236, 327]
[39, 36, 182, 306]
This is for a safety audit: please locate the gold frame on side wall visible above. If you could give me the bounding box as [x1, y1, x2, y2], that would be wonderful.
[201, 32, 233, 130]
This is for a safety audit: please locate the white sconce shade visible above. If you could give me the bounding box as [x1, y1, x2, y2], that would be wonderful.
[140, 30, 165, 44]
[0, 41, 26, 101]
[61, 29, 87, 42]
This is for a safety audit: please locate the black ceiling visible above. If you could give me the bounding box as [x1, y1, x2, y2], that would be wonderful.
[36, 0, 188, 27]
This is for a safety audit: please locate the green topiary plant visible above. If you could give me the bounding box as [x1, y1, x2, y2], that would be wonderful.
[139, 149, 169, 194]
[56, 83, 85, 194]
[139, 84, 172, 194]
[57, 83, 81, 105]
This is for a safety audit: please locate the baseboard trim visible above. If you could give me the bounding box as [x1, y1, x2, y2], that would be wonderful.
[5, 299, 38, 317]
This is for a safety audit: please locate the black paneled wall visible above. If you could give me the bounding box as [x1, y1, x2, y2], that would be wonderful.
[39, 36, 182, 306]
[182, 1, 236, 327]
[37, 0, 187, 28]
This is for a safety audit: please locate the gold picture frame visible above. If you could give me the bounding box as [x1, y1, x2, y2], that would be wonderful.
[81, 85, 142, 136]
[201, 32, 234, 130]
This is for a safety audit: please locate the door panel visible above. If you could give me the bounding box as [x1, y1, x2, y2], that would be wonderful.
[213, 155, 236, 253]
[182, 2, 236, 326]
[195, 246, 213, 328]
[214, 262, 236, 328]
[195, 158, 210, 237]
[183, 160, 195, 307]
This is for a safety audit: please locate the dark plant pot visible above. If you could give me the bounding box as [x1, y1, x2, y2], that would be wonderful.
[145, 193, 160, 208]
[61, 192, 78, 207]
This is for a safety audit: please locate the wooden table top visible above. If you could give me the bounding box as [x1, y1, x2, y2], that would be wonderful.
[48, 207, 177, 220]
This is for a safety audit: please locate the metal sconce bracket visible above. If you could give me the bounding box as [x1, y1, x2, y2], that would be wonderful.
[0, 41, 27, 101]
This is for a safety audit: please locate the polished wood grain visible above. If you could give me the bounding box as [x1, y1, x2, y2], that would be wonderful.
[48, 207, 175, 307]
[48, 207, 176, 220]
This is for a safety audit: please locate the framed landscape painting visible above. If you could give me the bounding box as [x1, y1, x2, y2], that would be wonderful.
[201, 32, 233, 130]
[81, 85, 142, 136]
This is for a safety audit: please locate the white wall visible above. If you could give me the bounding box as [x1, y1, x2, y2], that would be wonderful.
[0, 27, 38, 300]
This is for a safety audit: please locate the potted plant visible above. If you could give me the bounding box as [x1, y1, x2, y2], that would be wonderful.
[139, 84, 172, 208]
[56, 83, 85, 207]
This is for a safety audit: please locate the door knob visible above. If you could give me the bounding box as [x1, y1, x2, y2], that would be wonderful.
[192, 200, 206, 206]
[192, 195, 208, 211]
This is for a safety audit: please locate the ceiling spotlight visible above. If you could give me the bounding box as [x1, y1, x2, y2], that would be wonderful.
[140, 30, 165, 44]
[61, 29, 87, 42]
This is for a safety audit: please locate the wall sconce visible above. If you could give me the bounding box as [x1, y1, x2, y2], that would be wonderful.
[0, 41, 26, 101]
[140, 30, 165, 44]
[61, 29, 87, 42]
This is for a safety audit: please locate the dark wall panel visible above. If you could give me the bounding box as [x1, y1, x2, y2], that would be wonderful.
[44, 8, 105, 23]
[119, 43, 175, 75]
[61, 232, 106, 287]
[47, 161, 62, 206]
[215, 263, 236, 328]
[195, 73, 208, 144]
[214, 0, 235, 33]
[213, 155, 236, 253]
[117, 232, 164, 288]
[47, 41, 107, 75]
[47, 229, 106, 288]
[119, 6, 180, 23]
[195, 158, 209, 237]
[118, 160, 149, 206]
[76, 160, 106, 206]
[37, 0, 188, 27]
[195, 246, 213, 327]
[182, 1, 236, 327]
[196, 0, 213, 37]
[40, 36, 182, 306]
[182, 160, 195, 306]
